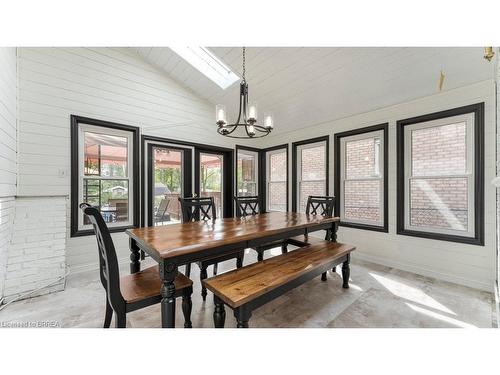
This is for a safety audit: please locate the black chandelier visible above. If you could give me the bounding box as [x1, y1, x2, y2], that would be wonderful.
[216, 47, 274, 138]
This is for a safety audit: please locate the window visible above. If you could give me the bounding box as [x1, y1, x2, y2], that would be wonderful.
[71, 116, 139, 237]
[265, 146, 288, 212]
[397, 103, 484, 245]
[236, 147, 259, 197]
[170, 47, 239, 89]
[335, 124, 388, 231]
[292, 136, 329, 213]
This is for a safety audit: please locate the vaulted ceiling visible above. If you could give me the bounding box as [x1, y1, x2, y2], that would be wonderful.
[133, 47, 495, 135]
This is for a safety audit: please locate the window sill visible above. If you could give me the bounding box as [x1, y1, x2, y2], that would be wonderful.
[396, 228, 484, 246]
[339, 221, 388, 233]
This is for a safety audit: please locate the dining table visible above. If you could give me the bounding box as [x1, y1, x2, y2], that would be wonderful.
[126, 211, 340, 328]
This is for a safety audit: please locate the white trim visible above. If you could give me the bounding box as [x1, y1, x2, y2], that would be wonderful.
[77, 123, 134, 231]
[403, 113, 475, 237]
[296, 140, 327, 213]
[339, 129, 384, 226]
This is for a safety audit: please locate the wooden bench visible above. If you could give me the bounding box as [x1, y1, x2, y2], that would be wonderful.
[202, 240, 356, 328]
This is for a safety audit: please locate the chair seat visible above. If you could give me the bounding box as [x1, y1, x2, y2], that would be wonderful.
[120, 266, 192, 304]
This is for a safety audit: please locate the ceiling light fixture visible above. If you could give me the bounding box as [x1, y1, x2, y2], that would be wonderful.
[216, 47, 274, 139]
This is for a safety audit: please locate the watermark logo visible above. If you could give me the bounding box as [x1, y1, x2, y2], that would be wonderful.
[1, 320, 61, 328]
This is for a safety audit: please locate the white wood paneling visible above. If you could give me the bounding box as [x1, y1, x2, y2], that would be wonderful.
[0, 48, 17, 198]
[259, 80, 496, 292]
[135, 47, 494, 138]
[17, 47, 239, 270]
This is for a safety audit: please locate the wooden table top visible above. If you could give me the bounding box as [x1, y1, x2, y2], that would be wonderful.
[126, 212, 339, 260]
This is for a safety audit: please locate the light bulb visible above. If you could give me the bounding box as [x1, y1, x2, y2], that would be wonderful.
[248, 124, 255, 136]
[216, 104, 226, 126]
[248, 103, 257, 122]
[264, 113, 274, 129]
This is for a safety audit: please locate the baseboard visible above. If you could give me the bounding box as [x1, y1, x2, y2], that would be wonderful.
[494, 281, 499, 328]
[353, 252, 494, 293]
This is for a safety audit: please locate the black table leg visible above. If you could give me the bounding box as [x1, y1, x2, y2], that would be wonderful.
[342, 253, 350, 289]
[331, 221, 339, 272]
[213, 296, 226, 328]
[234, 306, 252, 328]
[160, 261, 177, 328]
[129, 238, 141, 274]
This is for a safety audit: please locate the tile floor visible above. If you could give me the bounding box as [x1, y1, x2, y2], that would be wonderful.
[0, 248, 496, 328]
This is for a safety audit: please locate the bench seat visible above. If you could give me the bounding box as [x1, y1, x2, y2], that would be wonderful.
[203, 240, 355, 327]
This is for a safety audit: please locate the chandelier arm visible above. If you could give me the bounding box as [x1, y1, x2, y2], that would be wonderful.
[225, 124, 239, 135]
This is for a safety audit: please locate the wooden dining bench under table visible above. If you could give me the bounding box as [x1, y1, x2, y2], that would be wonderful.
[202, 240, 356, 328]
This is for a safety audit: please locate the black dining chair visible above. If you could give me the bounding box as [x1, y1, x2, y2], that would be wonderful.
[80, 203, 193, 328]
[179, 196, 244, 301]
[234, 195, 288, 262]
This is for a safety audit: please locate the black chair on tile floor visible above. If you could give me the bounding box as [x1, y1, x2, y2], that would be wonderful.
[80, 203, 193, 328]
[179, 196, 244, 301]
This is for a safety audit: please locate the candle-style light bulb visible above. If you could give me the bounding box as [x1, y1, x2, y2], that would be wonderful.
[248, 124, 255, 136]
[264, 113, 274, 129]
[216, 104, 226, 127]
[248, 103, 257, 123]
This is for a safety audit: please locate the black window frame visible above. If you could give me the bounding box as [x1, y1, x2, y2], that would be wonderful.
[235, 144, 262, 204]
[70, 115, 140, 237]
[396, 103, 485, 246]
[261, 144, 289, 213]
[292, 135, 330, 213]
[334, 123, 389, 233]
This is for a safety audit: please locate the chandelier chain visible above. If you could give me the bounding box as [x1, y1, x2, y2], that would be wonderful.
[242, 47, 246, 81]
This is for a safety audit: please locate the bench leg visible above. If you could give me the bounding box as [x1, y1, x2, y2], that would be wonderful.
[213, 296, 226, 328]
[332, 266, 336, 273]
[234, 307, 252, 328]
[236, 253, 243, 268]
[281, 242, 288, 254]
[185, 263, 191, 278]
[213, 262, 218, 276]
[256, 248, 264, 262]
[182, 288, 193, 328]
[321, 272, 327, 281]
[200, 266, 208, 301]
[342, 254, 350, 289]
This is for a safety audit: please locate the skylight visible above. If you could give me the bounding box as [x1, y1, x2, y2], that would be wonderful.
[170, 47, 240, 89]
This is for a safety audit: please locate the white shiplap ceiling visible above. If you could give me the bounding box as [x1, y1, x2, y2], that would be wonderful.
[133, 47, 495, 135]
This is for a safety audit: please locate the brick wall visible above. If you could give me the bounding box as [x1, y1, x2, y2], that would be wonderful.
[268, 151, 287, 211]
[409, 122, 468, 230]
[344, 137, 381, 222]
[0, 198, 15, 300]
[299, 145, 326, 212]
[3, 197, 67, 301]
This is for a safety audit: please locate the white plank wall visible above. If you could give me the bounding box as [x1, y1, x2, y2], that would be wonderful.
[260, 80, 497, 292]
[17, 47, 238, 271]
[0, 47, 17, 299]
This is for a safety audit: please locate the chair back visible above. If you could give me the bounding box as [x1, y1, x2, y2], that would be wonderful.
[178, 196, 216, 222]
[234, 196, 260, 218]
[305, 196, 335, 217]
[79, 203, 124, 309]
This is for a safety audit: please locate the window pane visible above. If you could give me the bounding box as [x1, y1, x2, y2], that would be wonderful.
[237, 151, 257, 196]
[269, 152, 286, 182]
[200, 153, 223, 218]
[345, 137, 380, 179]
[299, 180, 325, 213]
[84, 132, 128, 177]
[153, 147, 182, 226]
[83, 179, 129, 224]
[268, 181, 286, 212]
[301, 145, 325, 180]
[410, 177, 468, 231]
[344, 180, 381, 223]
[411, 122, 466, 176]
